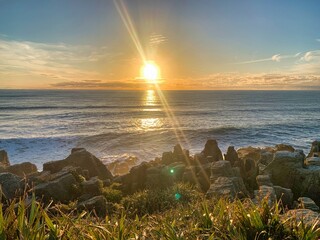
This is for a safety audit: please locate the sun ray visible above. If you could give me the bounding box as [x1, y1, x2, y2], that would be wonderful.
[113, 0, 201, 186]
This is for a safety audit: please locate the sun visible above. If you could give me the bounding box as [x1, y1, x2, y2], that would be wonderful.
[141, 61, 159, 83]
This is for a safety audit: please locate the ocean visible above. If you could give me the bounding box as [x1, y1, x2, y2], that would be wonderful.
[0, 90, 319, 170]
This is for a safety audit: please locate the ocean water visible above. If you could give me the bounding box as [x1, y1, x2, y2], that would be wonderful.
[0, 90, 319, 170]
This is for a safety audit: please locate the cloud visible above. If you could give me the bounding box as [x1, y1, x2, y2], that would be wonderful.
[0, 38, 109, 81]
[166, 73, 320, 90]
[237, 53, 300, 64]
[149, 33, 167, 48]
[51, 80, 144, 89]
[271, 54, 281, 62]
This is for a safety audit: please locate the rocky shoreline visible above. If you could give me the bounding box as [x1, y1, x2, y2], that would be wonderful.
[0, 140, 320, 222]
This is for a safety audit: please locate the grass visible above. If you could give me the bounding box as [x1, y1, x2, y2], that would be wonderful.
[0, 183, 319, 239]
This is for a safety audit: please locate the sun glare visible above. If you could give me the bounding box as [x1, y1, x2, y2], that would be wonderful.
[142, 62, 159, 83]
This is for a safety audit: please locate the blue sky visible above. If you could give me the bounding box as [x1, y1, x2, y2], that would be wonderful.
[0, 0, 319, 89]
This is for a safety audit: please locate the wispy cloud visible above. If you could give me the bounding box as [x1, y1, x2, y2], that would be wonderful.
[51, 79, 144, 89]
[0, 38, 109, 81]
[236, 53, 300, 64]
[166, 73, 320, 90]
[149, 33, 167, 48]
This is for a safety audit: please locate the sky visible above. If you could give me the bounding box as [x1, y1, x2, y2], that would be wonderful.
[0, 0, 320, 90]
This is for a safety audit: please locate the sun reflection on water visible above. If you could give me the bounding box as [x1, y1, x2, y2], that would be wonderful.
[139, 90, 163, 130]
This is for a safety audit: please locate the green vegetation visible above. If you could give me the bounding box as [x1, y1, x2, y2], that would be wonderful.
[0, 183, 319, 239]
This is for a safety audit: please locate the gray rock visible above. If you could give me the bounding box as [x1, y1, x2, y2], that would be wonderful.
[77, 195, 107, 217]
[260, 152, 273, 165]
[201, 139, 223, 161]
[307, 141, 320, 158]
[0, 173, 23, 200]
[224, 146, 239, 166]
[274, 186, 293, 207]
[4, 162, 37, 177]
[207, 160, 247, 199]
[0, 150, 10, 167]
[274, 144, 295, 152]
[283, 209, 320, 228]
[43, 149, 113, 180]
[35, 173, 79, 202]
[81, 176, 103, 197]
[206, 176, 247, 199]
[305, 157, 320, 166]
[254, 185, 276, 206]
[210, 160, 234, 183]
[298, 197, 320, 212]
[256, 175, 273, 187]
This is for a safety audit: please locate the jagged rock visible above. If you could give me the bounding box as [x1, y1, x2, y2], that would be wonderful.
[162, 151, 175, 165]
[118, 162, 149, 194]
[258, 163, 267, 174]
[305, 156, 320, 166]
[71, 148, 86, 154]
[308, 140, 320, 158]
[43, 149, 113, 180]
[224, 146, 239, 166]
[256, 175, 273, 187]
[237, 147, 261, 163]
[4, 162, 37, 177]
[207, 160, 247, 199]
[0, 150, 10, 167]
[260, 151, 273, 165]
[0, 173, 24, 200]
[210, 160, 234, 183]
[284, 209, 320, 228]
[107, 156, 138, 176]
[263, 150, 320, 205]
[274, 186, 293, 207]
[77, 195, 107, 217]
[35, 173, 80, 202]
[173, 144, 183, 156]
[206, 176, 247, 199]
[298, 197, 320, 212]
[254, 185, 276, 205]
[275, 144, 295, 152]
[81, 176, 103, 197]
[201, 140, 223, 161]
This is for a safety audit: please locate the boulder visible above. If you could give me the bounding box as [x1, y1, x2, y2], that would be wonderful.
[254, 185, 276, 206]
[201, 140, 223, 161]
[118, 162, 149, 194]
[283, 209, 320, 228]
[305, 156, 320, 166]
[162, 152, 175, 165]
[307, 140, 320, 158]
[0, 173, 24, 200]
[206, 176, 247, 199]
[237, 147, 261, 163]
[77, 195, 107, 217]
[260, 151, 273, 165]
[274, 144, 295, 152]
[263, 150, 320, 205]
[224, 146, 239, 166]
[206, 160, 247, 199]
[210, 160, 234, 183]
[273, 186, 293, 207]
[43, 149, 113, 180]
[5, 162, 37, 177]
[81, 176, 103, 197]
[0, 150, 10, 167]
[34, 173, 80, 202]
[298, 197, 319, 212]
[256, 175, 273, 187]
[107, 156, 138, 176]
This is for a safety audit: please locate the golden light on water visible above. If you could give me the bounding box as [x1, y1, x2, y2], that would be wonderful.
[141, 61, 160, 83]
